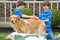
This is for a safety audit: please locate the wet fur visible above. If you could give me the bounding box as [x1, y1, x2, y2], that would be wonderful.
[9, 15, 46, 34]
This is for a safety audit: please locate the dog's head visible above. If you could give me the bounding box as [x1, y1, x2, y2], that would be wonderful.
[9, 15, 20, 23]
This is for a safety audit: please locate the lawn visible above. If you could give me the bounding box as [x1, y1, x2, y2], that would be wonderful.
[0, 32, 60, 40]
[53, 32, 60, 40]
[0, 32, 10, 40]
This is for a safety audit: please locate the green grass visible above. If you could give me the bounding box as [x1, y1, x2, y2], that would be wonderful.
[0, 32, 60, 40]
[0, 33, 10, 40]
[53, 32, 60, 40]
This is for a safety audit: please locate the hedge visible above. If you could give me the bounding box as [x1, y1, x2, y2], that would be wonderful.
[22, 8, 33, 16]
[51, 9, 60, 28]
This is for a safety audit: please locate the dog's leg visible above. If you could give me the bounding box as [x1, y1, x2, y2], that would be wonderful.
[5, 33, 14, 40]
[37, 23, 46, 34]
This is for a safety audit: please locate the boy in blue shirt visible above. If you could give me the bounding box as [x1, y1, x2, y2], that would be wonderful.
[39, 1, 60, 40]
[14, 0, 25, 18]
[13, 1, 25, 32]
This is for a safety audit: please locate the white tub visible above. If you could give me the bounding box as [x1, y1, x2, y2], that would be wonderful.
[11, 32, 47, 40]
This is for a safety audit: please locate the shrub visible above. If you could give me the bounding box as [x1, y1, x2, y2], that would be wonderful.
[51, 9, 60, 29]
[22, 8, 33, 16]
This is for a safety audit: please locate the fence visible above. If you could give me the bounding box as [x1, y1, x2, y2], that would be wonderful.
[0, 1, 60, 23]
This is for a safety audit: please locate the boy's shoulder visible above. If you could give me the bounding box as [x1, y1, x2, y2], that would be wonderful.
[47, 9, 52, 15]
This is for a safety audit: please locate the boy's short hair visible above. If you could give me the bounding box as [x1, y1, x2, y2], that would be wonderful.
[17, 0, 25, 7]
[42, 1, 50, 6]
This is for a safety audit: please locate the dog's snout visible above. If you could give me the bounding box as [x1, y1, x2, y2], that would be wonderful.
[11, 20, 13, 23]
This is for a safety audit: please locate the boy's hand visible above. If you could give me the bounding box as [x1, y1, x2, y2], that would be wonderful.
[30, 16, 39, 20]
[43, 19, 49, 22]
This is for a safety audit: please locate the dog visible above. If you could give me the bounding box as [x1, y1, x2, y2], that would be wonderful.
[5, 15, 46, 40]
[9, 15, 46, 34]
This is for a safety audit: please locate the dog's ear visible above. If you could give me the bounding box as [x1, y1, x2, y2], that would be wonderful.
[16, 16, 20, 20]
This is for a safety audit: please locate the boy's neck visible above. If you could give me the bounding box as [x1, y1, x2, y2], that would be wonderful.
[44, 9, 49, 12]
[17, 7, 22, 10]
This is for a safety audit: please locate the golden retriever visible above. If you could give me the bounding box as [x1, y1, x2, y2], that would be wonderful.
[5, 15, 46, 40]
[9, 15, 46, 34]
[9, 15, 35, 34]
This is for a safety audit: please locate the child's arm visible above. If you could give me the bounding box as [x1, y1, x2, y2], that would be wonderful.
[43, 10, 52, 22]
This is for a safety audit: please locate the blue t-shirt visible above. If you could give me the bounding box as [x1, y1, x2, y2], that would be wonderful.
[14, 9, 22, 18]
[39, 9, 52, 32]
